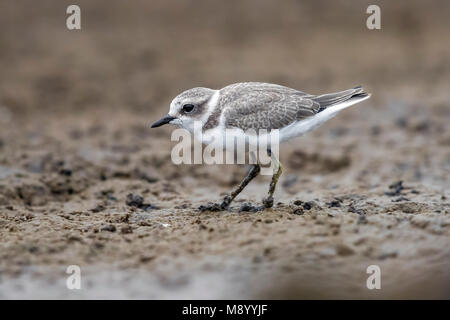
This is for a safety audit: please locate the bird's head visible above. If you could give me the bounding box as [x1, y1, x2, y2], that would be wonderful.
[151, 87, 216, 132]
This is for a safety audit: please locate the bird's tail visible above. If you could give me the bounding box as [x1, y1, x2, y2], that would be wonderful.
[312, 86, 371, 112]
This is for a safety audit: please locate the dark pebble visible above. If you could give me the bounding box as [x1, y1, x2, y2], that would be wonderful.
[303, 202, 313, 210]
[357, 215, 367, 224]
[392, 196, 410, 202]
[327, 200, 341, 208]
[91, 204, 105, 213]
[371, 126, 381, 136]
[59, 168, 72, 176]
[348, 204, 365, 215]
[126, 193, 144, 207]
[239, 202, 254, 212]
[292, 208, 304, 215]
[101, 224, 116, 232]
[121, 225, 133, 234]
[395, 117, 408, 128]
[198, 202, 222, 212]
[239, 202, 263, 212]
[126, 193, 158, 211]
[385, 180, 404, 196]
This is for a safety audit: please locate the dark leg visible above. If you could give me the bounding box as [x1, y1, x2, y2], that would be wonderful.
[220, 164, 261, 209]
[262, 154, 283, 208]
[198, 164, 261, 212]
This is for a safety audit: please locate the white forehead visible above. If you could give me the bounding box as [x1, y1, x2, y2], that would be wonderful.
[168, 87, 215, 116]
[168, 98, 179, 115]
[168, 94, 188, 116]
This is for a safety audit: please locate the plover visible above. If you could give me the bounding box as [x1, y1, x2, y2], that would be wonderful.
[152, 82, 370, 211]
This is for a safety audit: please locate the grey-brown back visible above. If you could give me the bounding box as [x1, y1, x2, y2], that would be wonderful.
[217, 82, 366, 131]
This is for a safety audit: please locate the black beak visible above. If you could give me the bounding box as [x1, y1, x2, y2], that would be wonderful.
[151, 115, 176, 128]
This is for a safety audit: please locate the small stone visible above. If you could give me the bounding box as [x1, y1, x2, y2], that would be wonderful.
[327, 200, 341, 208]
[335, 243, 355, 256]
[392, 196, 410, 202]
[126, 193, 144, 207]
[140, 255, 154, 263]
[290, 200, 319, 213]
[252, 256, 263, 263]
[357, 215, 367, 225]
[90, 204, 105, 213]
[292, 208, 304, 215]
[240, 202, 255, 212]
[59, 168, 72, 176]
[303, 201, 313, 210]
[350, 205, 365, 215]
[94, 241, 104, 249]
[378, 250, 398, 260]
[101, 224, 116, 232]
[239, 202, 263, 212]
[328, 212, 337, 217]
[198, 202, 222, 212]
[68, 235, 82, 242]
[371, 126, 381, 136]
[125, 193, 158, 211]
[318, 247, 337, 258]
[395, 117, 408, 128]
[120, 225, 133, 234]
[385, 180, 404, 197]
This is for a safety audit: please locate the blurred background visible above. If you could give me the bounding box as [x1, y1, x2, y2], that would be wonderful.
[0, 0, 449, 299]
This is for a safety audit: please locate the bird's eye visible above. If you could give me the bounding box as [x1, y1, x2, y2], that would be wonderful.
[182, 104, 195, 113]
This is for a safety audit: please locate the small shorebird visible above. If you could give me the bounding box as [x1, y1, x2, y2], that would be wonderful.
[152, 82, 370, 211]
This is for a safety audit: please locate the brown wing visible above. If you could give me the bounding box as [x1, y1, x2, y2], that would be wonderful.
[220, 82, 320, 131]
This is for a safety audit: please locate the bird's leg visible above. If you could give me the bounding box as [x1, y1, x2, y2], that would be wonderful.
[198, 164, 260, 212]
[262, 152, 283, 208]
[220, 164, 261, 209]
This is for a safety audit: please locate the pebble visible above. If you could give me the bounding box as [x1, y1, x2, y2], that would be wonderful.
[101, 224, 116, 232]
[335, 243, 355, 256]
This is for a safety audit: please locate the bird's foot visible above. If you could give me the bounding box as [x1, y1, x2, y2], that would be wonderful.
[220, 195, 233, 210]
[262, 196, 274, 208]
[198, 195, 233, 212]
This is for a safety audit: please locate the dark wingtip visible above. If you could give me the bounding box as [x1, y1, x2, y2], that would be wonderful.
[351, 92, 371, 100]
[352, 85, 370, 99]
